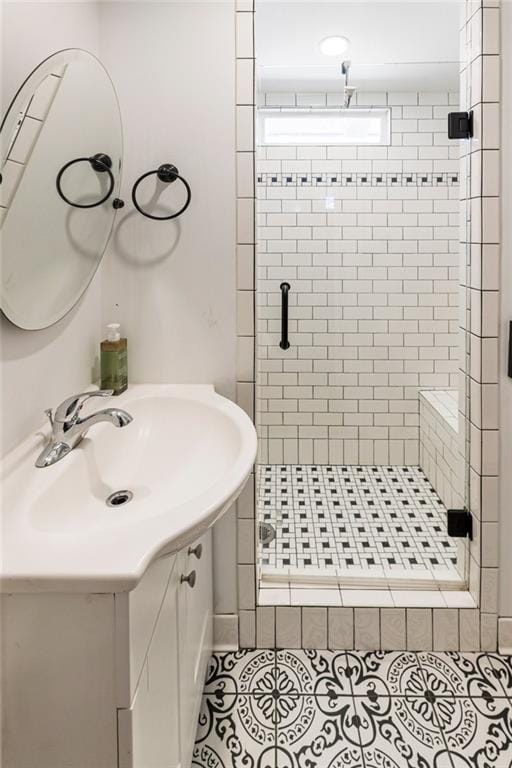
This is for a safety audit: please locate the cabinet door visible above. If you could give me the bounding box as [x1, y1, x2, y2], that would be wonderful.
[178, 531, 213, 768]
[118, 555, 183, 768]
[116, 553, 177, 707]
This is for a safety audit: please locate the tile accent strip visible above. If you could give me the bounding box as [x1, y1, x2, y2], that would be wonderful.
[257, 171, 460, 187]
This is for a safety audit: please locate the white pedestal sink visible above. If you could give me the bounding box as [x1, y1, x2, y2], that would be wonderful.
[1, 384, 257, 593]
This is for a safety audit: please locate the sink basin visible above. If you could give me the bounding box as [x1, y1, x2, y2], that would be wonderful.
[1, 384, 257, 592]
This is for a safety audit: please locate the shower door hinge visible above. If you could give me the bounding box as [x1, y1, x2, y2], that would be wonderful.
[447, 508, 473, 540]
[448, 111, 473, 139]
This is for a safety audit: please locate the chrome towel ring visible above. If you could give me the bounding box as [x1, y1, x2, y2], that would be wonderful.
[56, 153, 122, 209]
[131, 163, 191, 220]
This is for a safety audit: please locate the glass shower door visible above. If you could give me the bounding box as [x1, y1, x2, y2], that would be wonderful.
[254, 0, 470, 592]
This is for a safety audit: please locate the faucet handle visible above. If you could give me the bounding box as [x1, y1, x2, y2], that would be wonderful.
[54, 390, 114, 424]
[44, 408, 54, 427]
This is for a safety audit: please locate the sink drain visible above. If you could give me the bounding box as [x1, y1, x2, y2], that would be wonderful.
[106, 490, 133, 507]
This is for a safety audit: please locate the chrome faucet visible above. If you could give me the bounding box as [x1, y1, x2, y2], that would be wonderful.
[35, 390, 133, 468]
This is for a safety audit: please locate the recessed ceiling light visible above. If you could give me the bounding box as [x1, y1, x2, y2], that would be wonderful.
[319, 36, 350, 57]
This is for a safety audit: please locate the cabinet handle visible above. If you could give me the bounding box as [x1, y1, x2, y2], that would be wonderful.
[181, 570, 196, 588]
[188, 543, 203, 560]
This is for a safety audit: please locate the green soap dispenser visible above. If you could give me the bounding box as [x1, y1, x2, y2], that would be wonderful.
[100, 323, 128, 395]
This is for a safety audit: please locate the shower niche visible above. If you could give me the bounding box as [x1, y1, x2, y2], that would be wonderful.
[254, 1, 470, 598]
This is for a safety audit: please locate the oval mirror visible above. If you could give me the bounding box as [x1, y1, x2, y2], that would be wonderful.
[0, 49, 122, 330]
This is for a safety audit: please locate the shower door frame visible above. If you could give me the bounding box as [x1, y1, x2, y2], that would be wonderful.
[233, 0, 501, 652]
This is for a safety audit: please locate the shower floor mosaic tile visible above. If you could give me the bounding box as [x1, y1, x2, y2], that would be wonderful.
[193, 649, 512, 768]
[257, 464, 458, 573]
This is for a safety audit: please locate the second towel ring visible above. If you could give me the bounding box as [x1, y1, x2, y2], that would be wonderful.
[131, 163, 191, 220]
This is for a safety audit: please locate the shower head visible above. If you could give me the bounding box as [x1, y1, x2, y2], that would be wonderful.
[340, 60, 356, 108]
[344, 86, 356, 108]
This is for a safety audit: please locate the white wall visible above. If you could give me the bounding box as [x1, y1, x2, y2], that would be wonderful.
[1, 2, 238, 613]
[499, 1, 512, 620]
[1, 2, 103, 456]
[99, 2, 236, 394]
[98, 1, 237, 614]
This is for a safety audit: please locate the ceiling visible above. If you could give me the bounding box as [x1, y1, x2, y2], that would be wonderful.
[256, 1, 462, 93]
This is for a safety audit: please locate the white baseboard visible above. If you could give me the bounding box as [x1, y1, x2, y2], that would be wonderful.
[498, 617, 512, 654]
[213, 614, 239, 651]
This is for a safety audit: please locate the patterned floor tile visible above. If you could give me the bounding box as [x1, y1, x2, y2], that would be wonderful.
[486, 654, 512, 700]
[417, 652, 510, 699]
[436, 695, 512, 767]
[354, 695, 453, 768]
[276, 650, 352, 696]
[203, 650, 276, 697]
[195, 652, 512, 768]
[363, 746, 453, 768]
[193, 692, 276, 768]
[346, 650, 426, 697]
[275, 694, 364, 768]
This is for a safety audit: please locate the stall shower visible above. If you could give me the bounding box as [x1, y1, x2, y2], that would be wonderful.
[255, 86, 466, 587]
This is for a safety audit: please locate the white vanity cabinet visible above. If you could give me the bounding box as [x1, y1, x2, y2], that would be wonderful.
[1, 531, 213, 768]
[1, 383, 255, 768]
[177, 533, 213, 767]
[118, 565, 181, 768]
[117, 531, 213, 768]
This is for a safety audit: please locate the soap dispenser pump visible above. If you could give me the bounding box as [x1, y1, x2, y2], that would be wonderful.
[100, 323, 128, 395]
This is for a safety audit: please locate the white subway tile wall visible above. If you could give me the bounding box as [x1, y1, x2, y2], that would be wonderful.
[232, 0, 501, 653]
[256, 91, 461, 465]
[419, 389, 465, 510]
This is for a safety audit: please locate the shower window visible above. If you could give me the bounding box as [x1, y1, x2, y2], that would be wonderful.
[258, 108, 391, 146]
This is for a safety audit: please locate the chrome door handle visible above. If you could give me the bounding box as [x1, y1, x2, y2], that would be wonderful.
[188, 543, 203, 560]
[181, 570, 196, 588]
